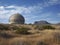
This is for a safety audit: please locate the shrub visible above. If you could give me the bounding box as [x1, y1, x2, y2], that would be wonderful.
[15, 27, 30, 34]
[42, 25, 55, 29]
[0, 24, 9, 30]
[37, 41, 48, 45]
[0, 32, 14, 38]
[34, 25, 55, 30]
[9, 26, 19, 30]
[34, 25, 44, 30]
[28, 23, 32, 25]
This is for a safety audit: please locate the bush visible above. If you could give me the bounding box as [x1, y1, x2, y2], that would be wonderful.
[9, 26, 19, 30]
[34, 25, 44, 30]
[0, 24, 9, 30]
[28, 23, 32, 25]
[42, 25, 55, 29]
[15, 27, 30, 34]
[34, 25, 55, 30]
[37, 41, 48, 45]
[0, 32, 14, 38]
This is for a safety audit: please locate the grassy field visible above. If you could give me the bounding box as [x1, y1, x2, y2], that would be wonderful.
[0, 24, 60, 45]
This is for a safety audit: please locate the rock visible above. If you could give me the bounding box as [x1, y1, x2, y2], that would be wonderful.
[34, 20, 50, 25]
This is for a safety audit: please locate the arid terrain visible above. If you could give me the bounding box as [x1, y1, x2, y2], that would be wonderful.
[0, 24, 60, 45]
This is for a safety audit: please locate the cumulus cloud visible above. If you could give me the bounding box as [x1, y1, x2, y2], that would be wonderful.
[48, 0, 60, 4]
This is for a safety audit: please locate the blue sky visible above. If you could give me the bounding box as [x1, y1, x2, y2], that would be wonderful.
[0, 0, 60, 24]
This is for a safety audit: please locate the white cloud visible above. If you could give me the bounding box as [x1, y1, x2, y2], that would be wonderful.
[48, 0, 60, 3]
[57, 13, 60, 17]
[6, 5, 15, 8]
[48, 0, 60, 5]
[58, 13, 60, 15]
[42, 0, 60, 7]
[0, 6, 5, 10]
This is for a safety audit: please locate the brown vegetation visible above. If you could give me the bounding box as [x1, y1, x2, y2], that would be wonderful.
[0, 24, 60, 45]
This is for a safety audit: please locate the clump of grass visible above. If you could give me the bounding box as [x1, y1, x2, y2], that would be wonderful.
[37, 41, 48, 45]
[0, 24, 9, 30]
[53, 32, 60, 43]
[28, 23, 32, 25]
[42, 25, 55, 29]
[15, 27, 31, 34]
[9, 26, 19, 30]
[34, 25, 42, 30]
[0, 31, 14, 38]
[34, 25, 55, 30]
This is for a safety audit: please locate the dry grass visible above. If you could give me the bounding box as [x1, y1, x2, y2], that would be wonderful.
[0, 24, 60, 45]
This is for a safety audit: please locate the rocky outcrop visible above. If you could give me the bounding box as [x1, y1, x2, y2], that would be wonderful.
[34, 20, 50, 25]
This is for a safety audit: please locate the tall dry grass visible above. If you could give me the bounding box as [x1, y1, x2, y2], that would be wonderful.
[0, 30, 60, 45]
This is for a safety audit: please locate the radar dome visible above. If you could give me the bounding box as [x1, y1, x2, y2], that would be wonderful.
[9, 13, 25, 24]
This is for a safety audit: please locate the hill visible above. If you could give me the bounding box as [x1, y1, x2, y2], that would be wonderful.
[34, 20, 50, 25]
